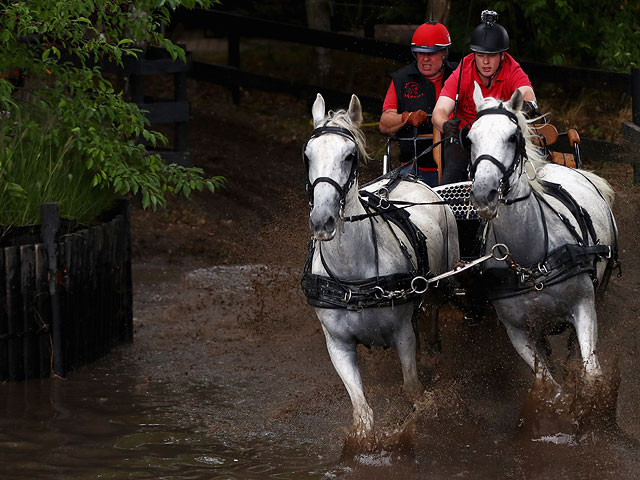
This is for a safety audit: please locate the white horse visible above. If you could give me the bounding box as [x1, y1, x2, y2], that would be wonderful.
[467, 83, 618, 396]
[301, 93, 459, 442]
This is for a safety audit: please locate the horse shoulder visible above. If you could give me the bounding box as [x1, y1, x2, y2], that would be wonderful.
[537, 165, 615, 245]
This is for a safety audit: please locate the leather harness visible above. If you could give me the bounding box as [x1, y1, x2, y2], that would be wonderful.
[301, 129, 450, 311]
[471, 106, 620, 299]
[301, 187, 433, 311]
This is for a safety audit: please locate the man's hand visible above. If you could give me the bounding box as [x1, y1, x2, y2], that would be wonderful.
[442, 118, 461, 138]
[401, 109, 428, 127]
[522, 100, 541, 119]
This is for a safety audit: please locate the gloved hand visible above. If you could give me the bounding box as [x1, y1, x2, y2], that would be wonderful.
[442, 118, 461, 138]
[401, 109, 428, 127]
[522, 100, 541, 119]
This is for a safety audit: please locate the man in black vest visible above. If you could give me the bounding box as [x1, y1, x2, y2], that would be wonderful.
[379, 22, 457, 186]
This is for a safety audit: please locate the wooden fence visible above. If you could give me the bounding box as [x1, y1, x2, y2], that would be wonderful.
[0, 200, 133, 381]
[168, 9, 639, 181]
[171, 9, 632, 100]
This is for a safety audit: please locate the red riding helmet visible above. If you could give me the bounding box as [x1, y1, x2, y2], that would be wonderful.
[411, 22, 451, 53]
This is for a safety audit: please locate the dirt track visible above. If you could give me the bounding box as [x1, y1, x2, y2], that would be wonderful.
[128, 82, 640, 478]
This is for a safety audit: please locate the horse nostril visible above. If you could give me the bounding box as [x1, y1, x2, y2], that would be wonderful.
[325, 215, 336, 233]
[487, 189, 498, 204]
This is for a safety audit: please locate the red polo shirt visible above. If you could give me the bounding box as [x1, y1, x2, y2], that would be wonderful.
[440, 52, 532, 126]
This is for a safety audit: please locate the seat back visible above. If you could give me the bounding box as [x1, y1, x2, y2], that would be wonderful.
[531, 123, 559, 147]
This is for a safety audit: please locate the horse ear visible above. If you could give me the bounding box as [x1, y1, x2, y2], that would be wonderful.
[472, 82, 484, 110]
[508, 89, 523, 112]
[312, 93, 325, 127]
[348, 94, 363, 127]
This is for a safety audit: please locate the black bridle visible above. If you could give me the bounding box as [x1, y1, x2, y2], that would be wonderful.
[302, 125, 360, 210]
[468, 105, 529, 202]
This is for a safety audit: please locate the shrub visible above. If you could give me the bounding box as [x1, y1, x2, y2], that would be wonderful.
[0, 0, 224, 227]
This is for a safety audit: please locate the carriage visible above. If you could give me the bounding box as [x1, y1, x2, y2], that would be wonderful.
[301, 90, 619, 444]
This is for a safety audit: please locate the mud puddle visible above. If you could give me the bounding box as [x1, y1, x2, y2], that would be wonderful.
[0, 261, 638, 479]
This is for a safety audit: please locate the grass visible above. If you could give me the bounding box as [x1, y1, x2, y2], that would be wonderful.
[0, 112, 117, 228]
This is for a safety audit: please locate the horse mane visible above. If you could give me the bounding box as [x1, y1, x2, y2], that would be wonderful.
[476, 96, 615, 206]
[325, 109, 371, 163]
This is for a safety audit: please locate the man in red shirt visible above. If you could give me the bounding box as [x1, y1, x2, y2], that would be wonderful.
[379, 22, 457, 186]
[432, 10, 539, 184]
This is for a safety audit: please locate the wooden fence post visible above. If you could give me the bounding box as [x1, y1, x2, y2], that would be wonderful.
[632, 67, 640, 127]
[228, 31, 241, 104]
[40, 202, 63, 377]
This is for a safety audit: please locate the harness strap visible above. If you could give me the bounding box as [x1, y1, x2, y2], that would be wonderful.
[474, 154, 509, 176]
[480, 243, 612, 300]
[311, 176, 346, 200]
[538, 179, 598, 246]
[344, 196, 448, 223]
[480, 182, 614, 299]
[301, 271, 422, 310]
[301, 190, 432, 310]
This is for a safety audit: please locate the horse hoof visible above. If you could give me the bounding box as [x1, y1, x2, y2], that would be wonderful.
[403, 382, 424, 403]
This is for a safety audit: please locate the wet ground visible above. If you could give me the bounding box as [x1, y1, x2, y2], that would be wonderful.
[1, 84, 640, 479]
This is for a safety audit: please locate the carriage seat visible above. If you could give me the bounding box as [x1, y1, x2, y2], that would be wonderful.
[531, 123, 581, 169]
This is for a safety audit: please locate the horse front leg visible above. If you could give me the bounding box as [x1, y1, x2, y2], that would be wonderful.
[320, 324, 374, 439]
[502, 322, 562, 397]
[571, 298, 602, 382]
[393, 317, 424, 401]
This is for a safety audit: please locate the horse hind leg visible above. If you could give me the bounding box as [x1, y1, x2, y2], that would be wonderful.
[320, 325, 374, 439]
[394, 318, 424, 401]
[415, 303, 442, 355]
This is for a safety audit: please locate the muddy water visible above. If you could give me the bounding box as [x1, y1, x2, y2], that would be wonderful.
[0, 262, 639, 479]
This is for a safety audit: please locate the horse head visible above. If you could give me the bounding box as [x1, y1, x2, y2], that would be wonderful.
[304, 93, 364, 240]
[467, 82, 530, 219]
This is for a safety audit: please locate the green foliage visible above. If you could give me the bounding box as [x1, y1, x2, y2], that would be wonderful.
[0, 0, 224, 227]
[460, 0, 640, 72]
[0, 106, 117, 225]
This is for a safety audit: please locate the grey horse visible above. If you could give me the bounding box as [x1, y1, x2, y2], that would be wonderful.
[302, 93, 459, 442]
[467, 82, 618, 397]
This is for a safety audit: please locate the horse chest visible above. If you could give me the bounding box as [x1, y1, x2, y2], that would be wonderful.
[317, 304, 414, 346]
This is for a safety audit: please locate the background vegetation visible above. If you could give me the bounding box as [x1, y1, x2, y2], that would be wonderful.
[189, 1, 636, 144]
[0, 0, 225, 227]
[230, 0, 640, 73]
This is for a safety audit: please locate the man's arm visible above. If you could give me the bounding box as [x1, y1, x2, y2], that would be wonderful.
[379, 109, 406, 135]
[518, 85, 535, 102]
[432, 96, 456, 133]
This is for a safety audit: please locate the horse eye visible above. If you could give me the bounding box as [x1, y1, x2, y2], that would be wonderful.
[508, 134, 517, 143]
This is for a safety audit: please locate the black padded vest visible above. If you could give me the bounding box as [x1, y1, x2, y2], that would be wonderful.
[390, 60, 456, 166]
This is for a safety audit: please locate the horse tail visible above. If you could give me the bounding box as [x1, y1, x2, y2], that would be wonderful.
[577, 169, 615, 207]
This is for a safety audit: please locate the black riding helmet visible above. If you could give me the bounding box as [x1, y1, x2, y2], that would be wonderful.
[470, 10, 509, 53]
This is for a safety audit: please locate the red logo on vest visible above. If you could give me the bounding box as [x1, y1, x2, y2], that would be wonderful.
[404, 81, 423, 99]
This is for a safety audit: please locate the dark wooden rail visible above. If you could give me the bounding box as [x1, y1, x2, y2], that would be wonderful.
[171, 9, 632, 94]
[171, 9, 638, 180]
[0, 200, 133, 381]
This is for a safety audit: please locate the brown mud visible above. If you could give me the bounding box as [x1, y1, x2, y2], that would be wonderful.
[124, 80, 640, 478]
[1, 80, 638, 478]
